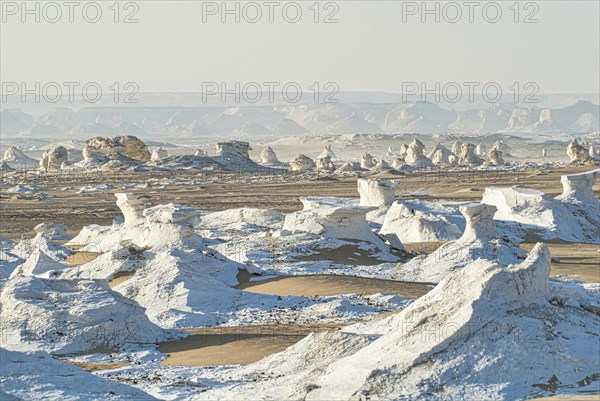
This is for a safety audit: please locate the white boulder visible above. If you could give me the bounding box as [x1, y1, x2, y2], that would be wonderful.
[34, 222, 69, 240]
[317, 144, 337, 159]
[458, 143, 485, 166]
[404, 139, 434, 167]
[357, 178, 398, 207]
[150, 147, 168, 161]
[289, 154, 316, 171]
[360, 152, 376, 169]
[567, 139, 590, 162]
[39, 146, 68, 170]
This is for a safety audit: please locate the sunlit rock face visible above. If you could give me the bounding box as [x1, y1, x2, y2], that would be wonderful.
[566, 139, 590, 162]
[289, 154, 316, 171]
[404, 138, 434, 167]
[360, 152, 376, 169]
[39, 146, 68, 170]
[215, 141, 252, 159]
[259, 146, 280, 165]
[458, 143, 484, 166]
[357, 178, 398, 207]
[83, 135, 151, 161]
[486, 148, 505, 165]
[150, 147, 168, 161]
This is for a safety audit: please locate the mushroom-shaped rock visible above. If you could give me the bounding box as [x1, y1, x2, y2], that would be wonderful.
[427, 143, 455, 165]
[318, 144, 337, 160]
[486, 148, 505, 165]
[555, 169, 599, 204]
[395, 203, 527, 283]
[289, 154, 316, 171]
[34, 222, 69, 240]
[360, 152, 376, 169]
[316, 155, 337, 171]
[458, 143, 485, 166]
[259, 146, 280, 166]
[567, 139, 590, 162]
[405, 139, 434, 167]
[40, 146, 68, 170]
[357, 178, 398, 207]
[215, 141, 252, 159]
[150, 147, 168, 161]
[115, 193, 145, 226]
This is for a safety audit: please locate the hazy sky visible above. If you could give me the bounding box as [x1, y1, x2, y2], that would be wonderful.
[1, 0, 599, 95]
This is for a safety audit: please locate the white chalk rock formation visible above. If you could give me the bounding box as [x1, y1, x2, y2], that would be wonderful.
[482, 180, 599, 243]
[316, 155, 337, 171]
[427, 143, 455, 165]
[200, 208, 283, 230]
[318, 144, 337, 159]
[281, 200, 386, 248]
[491, 140, 511, 156]
[357, 178, 398, 207]
[360, 152, 376, 169]
[399, 144, 409, 156]
[34, 222, 68, 240]
[9, 249, 70, 279]
[386, 146, 395, 157]
[335, 161, 364, 173]
[115, 193, 145, 226]
[1, 348, 155, 400]
[150, 147, 168, 161]
[458, 143, 485, 166]
[395, 203, 527, 283]
[380, 202, 462, 244]
[542, 148, 547, 157]
[289, 154, 316, 171]
[589, 144, 599, 160]
[82, 135, 151, 162]
[11, 233, 71, 262]
[556, 168, 600, 204]
[370, 159, 392, 173]
[2, 146, 37, 165]
[259, 146, 281, 166]
[567, 139, 590, 162]
[39, 146, 68, 170]
[486, 148, 505, 165]
[215, 141, 251, 159]
[198, 243, 600, 401]
[451, 141, 462, 156]
[0, 275, 168, 354]
[194, 149, 207, 157]
[475, 142, 487, 156]
[404, 139, 434, 167]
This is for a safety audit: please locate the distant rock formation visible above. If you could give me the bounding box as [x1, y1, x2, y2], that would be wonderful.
[458, 143, 485, 166]
[335, 161, 363, 173]
[589, 144, 599, 160]
[567, 139, 590, 162]
[399, 144, 409, 156]
[215, 141, 251, 159]
[360, 152, 376, 169]
[1, 161, 15, 172]
[194, 149, 207, 157]
[404, 139, 434, 167]
[316, 155, 337, 171]
[542, 148, 548, 157]
[475, 143, 487, 156]
[486, 148, 505, 165]
[289, 154, 316, 171]
[451, 141, 462, 155]
[357, 178, 398, 207]
[150, 147, 168, 161]
[39, 146, 68, 171]
[82, 136, 151, 162]
[318, 144, 337, 160]
[259, 146, 281, 166]
[556, 168, 599, 205]
[427, 143, 455, 165]
[491, 140, 511, 156]
[2, 146, 37, 166]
